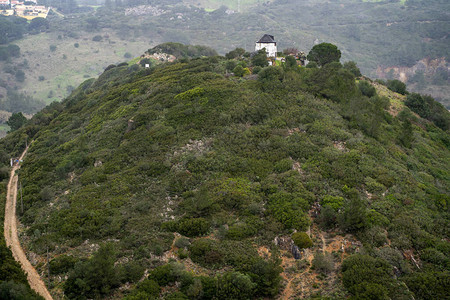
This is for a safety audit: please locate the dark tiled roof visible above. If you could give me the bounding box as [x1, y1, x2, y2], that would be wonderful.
[257, 34, 275, 43]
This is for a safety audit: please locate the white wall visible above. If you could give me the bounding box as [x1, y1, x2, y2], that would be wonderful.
[255, 42, 277, 57]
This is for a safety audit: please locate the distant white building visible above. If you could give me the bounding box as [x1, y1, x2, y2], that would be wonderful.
[255, 34, 277, 58]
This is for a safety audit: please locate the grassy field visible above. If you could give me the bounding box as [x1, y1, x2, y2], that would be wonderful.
[6, 31, 152, 105]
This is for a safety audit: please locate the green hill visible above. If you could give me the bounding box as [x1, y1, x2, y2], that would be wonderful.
[1, 0, 449, 125]
[0, 51, 449, 299]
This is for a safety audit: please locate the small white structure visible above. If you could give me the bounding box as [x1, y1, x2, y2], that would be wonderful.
[255, 34, 277, 58]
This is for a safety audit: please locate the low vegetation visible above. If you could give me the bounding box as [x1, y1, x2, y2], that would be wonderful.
[0, 43, 448, 299]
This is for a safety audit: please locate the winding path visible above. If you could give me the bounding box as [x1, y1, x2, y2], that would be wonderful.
[4, 145, 53, 300]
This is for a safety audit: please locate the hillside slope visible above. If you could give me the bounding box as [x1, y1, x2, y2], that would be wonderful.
[1, 55, 449, 299]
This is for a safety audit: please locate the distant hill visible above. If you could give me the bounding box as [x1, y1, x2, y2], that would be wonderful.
[1, 48, 449, 299]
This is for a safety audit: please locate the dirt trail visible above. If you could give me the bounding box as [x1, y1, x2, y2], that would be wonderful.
[4, 146, 53, 300]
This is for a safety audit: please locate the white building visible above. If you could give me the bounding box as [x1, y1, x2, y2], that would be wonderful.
[255, 34, 277, 58]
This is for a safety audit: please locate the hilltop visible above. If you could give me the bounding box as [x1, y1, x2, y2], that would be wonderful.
[0, 0, 448, 132]
[0, 49, 449, 299]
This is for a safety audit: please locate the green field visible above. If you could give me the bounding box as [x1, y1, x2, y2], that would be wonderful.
[3, 31, 152, 105]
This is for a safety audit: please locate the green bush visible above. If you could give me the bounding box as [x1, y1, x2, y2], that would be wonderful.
[268, 192, 310, 230]
[321, 195, 344, 211]
[64, 244, 120, 299]
[251, 49, 268, 67]
[0, 281, 43, 300]
[343, 61, 361, 77]
[137, 279, 160, 297]
[292, 232, 313, 249]
[213, 178, 258, 210]
[225, 222, 257, 240]
[148, 264, 176, 286]
[306, 61, 318, 68]
[119, 261, 145, 283]
[252, 66, 262, 74]
[307, 43, 341, 66]
[342, 254, 397, 299]
[165, 291, 189, 299]
[403, 271, 450, 299]
[148, 42, 217, 58]
[318, 206, 337, 229]
[358, 80, 376, 97]
[189, 239, 223, 267]
[387, 79, 406, 95]
[49, 255, 78, 275]
[217, 271, 256, 300]
[233, 65, 245, 77]
[274, 159, 293, 173]
[225, 60, 236, 70]
[177, 218, 210, 237]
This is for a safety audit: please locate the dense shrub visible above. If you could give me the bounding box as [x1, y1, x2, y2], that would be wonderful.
[0, 281, 43, 300]
[64, 244, 120, 299]
[342, 254, 403, 299]
[177, 218, 210, 237]
[119, 261, 145, 283]
[387, 79, 406, 95]
[268, 192, 310, 230]
[358, 80, 376, 97]
[217, 271, 256, 300]
[321, 195, 344, 211]
[49, 255, 78, 275]
[147, 42, 217, 58]
[251, 49, 268, 67]
[189, 239, 223, 267]
[137, 279, 160, 297]
[405, 93, 449, 130]
[0, 44, 20, 61]
[148, 264, 176, 286]
[343, 61, 361, 77]
[403, 271, 450, 299]
[292, 232, 313, 249]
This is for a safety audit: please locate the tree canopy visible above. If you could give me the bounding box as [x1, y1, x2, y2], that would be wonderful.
[307, 43, 341, 66]
[6, 112, 27, 132]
